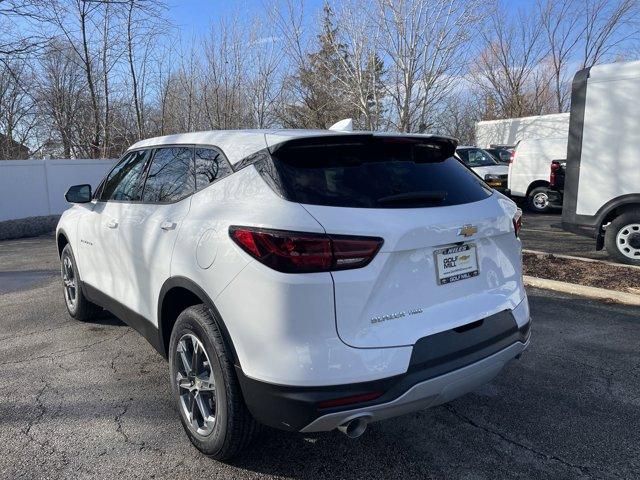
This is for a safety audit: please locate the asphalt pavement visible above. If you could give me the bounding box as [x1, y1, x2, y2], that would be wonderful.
[519, 211, 609, 260]
[1, 235, 638, 479]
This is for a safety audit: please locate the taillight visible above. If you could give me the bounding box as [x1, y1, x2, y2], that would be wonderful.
[550, 161, 561, 186]
[229, 226, 383, 273]
[509, 150, 516, 164]
[513, 208, 523, 237]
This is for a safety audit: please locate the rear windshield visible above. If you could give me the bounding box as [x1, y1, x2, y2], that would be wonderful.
[261, 136, 492, 208]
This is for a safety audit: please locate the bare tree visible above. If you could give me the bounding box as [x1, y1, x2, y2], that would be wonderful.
[326, 0, 386, 130]
[36, 43, 86, 157]
[581, 0, 639, 67]
[0, 59, 37, 158]
[538, 0, 638, 113]
[472, 4, 554, 119]
[373, 0, 488, 132]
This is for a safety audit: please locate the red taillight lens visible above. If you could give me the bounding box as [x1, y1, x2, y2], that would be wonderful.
[550, 161, 560, 186]
[229, 226, 383, 273]
[317, 391, 384, 409]
[513, 208, 523, 237]
[509, 150, 516, 164]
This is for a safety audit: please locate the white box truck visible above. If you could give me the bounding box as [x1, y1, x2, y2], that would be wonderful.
[562, 60, 640, 265]
[475, 113, 569, 149]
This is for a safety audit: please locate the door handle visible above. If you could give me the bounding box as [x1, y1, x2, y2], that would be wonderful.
[107, 219, 119, 229]
[161, 221, 177, 231]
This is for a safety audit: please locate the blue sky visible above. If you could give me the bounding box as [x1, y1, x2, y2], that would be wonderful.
[167, 0, 322, 38]
[167, 0, 530, 41]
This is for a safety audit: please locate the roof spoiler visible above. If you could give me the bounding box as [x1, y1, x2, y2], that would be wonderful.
[270, 133, 458, 159]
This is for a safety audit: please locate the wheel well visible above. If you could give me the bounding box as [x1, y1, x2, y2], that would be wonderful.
[57, 233, 69, 257]
[526, 180, 550, 197]
[600, 203, 640, 230]
[159, 287, 203, 357]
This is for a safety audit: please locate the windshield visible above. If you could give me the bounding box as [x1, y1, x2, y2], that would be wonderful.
[261, 136, 492, 208]
[457, 148, 499, 167]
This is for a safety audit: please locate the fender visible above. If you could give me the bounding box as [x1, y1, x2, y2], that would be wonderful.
[157, 276, 240, 365]
[594, 194, 640, 229]
[56, 227, 70, 257]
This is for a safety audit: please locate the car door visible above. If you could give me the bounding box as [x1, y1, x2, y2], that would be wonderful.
[117, 146, 195, 324]
[77, 150, 150, 300]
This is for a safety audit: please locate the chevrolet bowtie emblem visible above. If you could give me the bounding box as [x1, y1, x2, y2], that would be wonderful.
[458, 225, 477, 237]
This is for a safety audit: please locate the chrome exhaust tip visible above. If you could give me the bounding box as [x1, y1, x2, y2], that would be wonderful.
[337, 416, 369, 439]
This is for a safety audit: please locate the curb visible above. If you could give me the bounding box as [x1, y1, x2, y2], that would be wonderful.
[523, 275, 640, 307]
[522, 249, 640, 271]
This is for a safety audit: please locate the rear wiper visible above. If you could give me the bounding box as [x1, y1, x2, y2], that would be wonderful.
[377, 190, 447, 206]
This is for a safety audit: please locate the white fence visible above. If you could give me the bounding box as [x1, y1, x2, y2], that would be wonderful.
[0, 159, 116, 222]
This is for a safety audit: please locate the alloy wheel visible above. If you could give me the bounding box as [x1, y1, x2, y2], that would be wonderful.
[532, 192, 549, 210]
[175, 334, 217, 436]
[616, 223, 640, 259]
[61, 254, 77, 310]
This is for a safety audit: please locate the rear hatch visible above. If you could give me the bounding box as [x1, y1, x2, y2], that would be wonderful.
[265, 134, 524, 348]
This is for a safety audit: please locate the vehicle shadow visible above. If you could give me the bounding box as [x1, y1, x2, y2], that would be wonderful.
[91, 309, 126, 327]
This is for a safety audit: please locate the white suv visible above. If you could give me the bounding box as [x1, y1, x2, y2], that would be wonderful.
[57, 130, 530, 459]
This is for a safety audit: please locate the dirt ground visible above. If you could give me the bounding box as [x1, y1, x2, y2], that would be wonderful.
[523, 252, 640, 294]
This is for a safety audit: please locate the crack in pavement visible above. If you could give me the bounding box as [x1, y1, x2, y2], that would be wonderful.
[0, 320, 75, 342]
[22, 380, 50, 440]
[114, 397, 164, 455]
[535, 351, 639, 380]
[443, 404, 616, 480]
[0, 329, 131, 367]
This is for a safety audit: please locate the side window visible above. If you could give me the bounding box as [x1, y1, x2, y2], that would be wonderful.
[142, 147, 195, 203]
[194, 147, 233, 191]
[457, 150, 469, 164]
[100, 150, 150, 201]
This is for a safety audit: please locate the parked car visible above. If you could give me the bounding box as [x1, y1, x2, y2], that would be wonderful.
[508, 137, 567, 213]
[485, 146, 513, 164]
[57, 130, 530, 459]
[456, 146, 510, 195]
[562, 60, 640, 265]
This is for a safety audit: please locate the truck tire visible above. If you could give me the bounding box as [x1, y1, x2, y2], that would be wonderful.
[168, 304, 260, 460]
[527, 187, 552, 213]
[604, 211, 640, 266]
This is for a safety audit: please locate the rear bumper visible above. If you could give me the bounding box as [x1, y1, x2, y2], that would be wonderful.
[302, 339, 528, 432]
[236, 308, 531, 432]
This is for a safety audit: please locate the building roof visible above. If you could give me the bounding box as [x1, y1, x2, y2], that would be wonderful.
[127, 129, 456, 165]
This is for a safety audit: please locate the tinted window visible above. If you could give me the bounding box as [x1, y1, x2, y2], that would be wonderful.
[457, 148, 498, 167]
[142, 147, 194, 203]
[100, 150, 150, 201]
[265, 137, 492, 208]
[195, 148, 232, 190]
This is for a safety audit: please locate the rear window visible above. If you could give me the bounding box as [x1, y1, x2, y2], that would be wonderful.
[262, 136, 492, 208]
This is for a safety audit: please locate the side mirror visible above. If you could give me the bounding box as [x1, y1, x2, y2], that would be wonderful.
[65, 184, 92, 203]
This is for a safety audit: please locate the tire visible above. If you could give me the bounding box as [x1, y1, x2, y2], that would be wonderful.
[168, 304, 260, 460]
[60, 244, 102, 321]
[604, 210, 640, 266]
[527, 187, 552, 213]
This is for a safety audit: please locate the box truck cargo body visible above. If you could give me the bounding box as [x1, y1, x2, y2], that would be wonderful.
[475, 113, 569, 149]
[562, 60, 640, 265]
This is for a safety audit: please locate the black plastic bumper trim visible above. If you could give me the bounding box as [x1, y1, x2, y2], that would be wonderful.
[237, 310, 530, 432]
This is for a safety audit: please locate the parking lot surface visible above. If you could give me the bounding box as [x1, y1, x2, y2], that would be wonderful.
[1, 235, 639, 480]
[519, 211, 608, 260]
